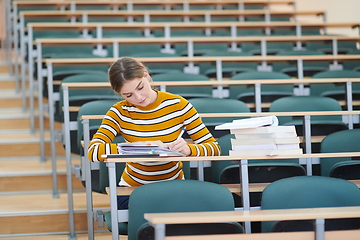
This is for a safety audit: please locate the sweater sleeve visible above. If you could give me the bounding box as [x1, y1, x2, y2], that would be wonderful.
[182, 103, 221, 157]
[87, 107, 121, 162]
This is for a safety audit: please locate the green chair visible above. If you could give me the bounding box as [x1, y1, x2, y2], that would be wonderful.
[219, 163, 305, 207]
[118, 44, 163, 57]
[306, 36, 358, 54]
[245, 23, 294, 55]
[153, 29, 205, 38]
[152, 72, 213, 99]
[126, 180, 243, 240]
[57, 73, 114, 121]
[320, 128, 360, 178]
[211, 133, 302, 182]
[27, 18, 80, 39]
[310, 70, 360, 107]
[42, 53, 108, 99]
[175, 41, 230, 57]
[73, 5, 111, 10]
[229, 71, 294, 110]
[50, 53, 109, 79]
[41, 45, 95, 58]
[188, 98, 250, 138]
[211, 134, 305, 224]
[343, 50, 360, 71]
[211, 134, 235, 183]
[129, 52, 184, 75]
[94, 29, 144, 39]
[200, 50, 257, 78]
[273, 49, 329, 77]
[261, 176, 360, 233]
[232, 30, 265, 52]
[269, 96, 349, 153]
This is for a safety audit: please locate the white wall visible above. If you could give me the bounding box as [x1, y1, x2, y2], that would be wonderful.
[293, 0, 360, 36]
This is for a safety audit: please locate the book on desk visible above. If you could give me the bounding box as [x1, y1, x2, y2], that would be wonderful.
[102, 143, 186, 158]
[216, 116, 303, 156]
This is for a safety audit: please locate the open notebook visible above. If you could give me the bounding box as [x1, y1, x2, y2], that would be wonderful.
[102, 143, 186, 158]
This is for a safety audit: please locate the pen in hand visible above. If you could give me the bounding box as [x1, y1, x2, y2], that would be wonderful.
[176, 127, 186, 140]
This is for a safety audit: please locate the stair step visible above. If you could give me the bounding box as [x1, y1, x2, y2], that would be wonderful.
[0, 65, 10, 74]
[0, 192, 110, 235]
[0, 232, 117, 240]
[0, 157, 84, 193]
[0, 88, 36, 109]
[0, 74, 17, 90]
[0, 108, 62, 131]
[0, 130, 66, 157]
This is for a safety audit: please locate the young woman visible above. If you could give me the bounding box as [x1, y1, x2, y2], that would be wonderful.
[88, 57, 221, 209]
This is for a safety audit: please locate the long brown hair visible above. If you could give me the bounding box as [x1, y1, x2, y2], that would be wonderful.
[108, 57, 148, 93]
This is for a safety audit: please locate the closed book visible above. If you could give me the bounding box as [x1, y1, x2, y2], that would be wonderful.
[234, 132, 297, 139]
[229, 148, 303, 157]
[215, 116, 278, 130]
[231, 137, 300, 145]
[232, 143, 300, 151]
[230, 125, 296, 135]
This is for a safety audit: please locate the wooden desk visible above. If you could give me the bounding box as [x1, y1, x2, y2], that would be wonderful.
[107, 180, 360, 196]
[144, 207, 360, 240]
[26, 21, 360, 33]
[18, 9, 325, 23]
[105, 183, 270, 196]
[104, 152, 360, 240]
[33, 35, 360, 48]
[13, 0, 296, 11]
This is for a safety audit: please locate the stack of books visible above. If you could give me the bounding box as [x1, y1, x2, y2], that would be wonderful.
[215, 116, 303, 156]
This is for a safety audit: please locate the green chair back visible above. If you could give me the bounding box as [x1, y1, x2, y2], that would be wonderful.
[188, 97, 250, 126]
[273, 49, 329, 77]
[320, 129, 360, 177]
[211, 133, 234, 183]
[201, 50, 257, 78]
[269, 96, 346, 124]
[152, 72, 213, 98]
[128, 180, 239, 240]
[306, 35, 358, 54]
[188, 98, 250, 138]
[229, 71, 293, 103]
[50, 53, 109, 76]
[261, 176, 360, 232]
[269, 96, 348, 153]
[130, 52, 184, 75]
[58, 73, 115, 122]
[310, 70, 360, 101]
[343, 50, 360, 71]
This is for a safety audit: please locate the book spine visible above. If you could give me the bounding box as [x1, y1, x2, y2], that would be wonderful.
[229, 148, 303, 156]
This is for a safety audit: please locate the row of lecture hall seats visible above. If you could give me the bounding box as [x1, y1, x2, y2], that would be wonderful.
[55, 69, 360, 112]
[7, 0, 360, 238]
[73, 98, 360, 237]
[127, 177, 360, 240]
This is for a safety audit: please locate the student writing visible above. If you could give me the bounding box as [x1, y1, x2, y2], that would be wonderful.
[87, 57, 221, 208]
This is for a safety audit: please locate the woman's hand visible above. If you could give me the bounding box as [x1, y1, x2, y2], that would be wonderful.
[166, 138, 191, 156]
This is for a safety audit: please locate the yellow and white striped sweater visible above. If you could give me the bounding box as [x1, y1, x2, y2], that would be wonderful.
[88, 90, 220, 186]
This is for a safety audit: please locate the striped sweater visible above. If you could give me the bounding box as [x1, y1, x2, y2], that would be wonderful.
[88, 90, 220, 186]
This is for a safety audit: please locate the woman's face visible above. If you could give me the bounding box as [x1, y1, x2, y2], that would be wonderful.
[119, 72, 157, 107]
